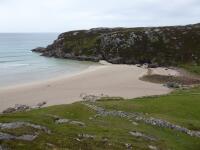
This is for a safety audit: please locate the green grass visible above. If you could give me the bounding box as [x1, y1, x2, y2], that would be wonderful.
[0, 88, 200, 149]
[96, 87, 200, 130]
[180, 64, 200, 75]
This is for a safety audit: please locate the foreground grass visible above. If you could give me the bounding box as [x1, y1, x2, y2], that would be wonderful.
[0, 88, 200, 149]
[180, 64, 200, 75]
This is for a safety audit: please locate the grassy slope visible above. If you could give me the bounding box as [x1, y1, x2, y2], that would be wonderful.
[0, 88, 200, 150]
[181, 64, 200, 75]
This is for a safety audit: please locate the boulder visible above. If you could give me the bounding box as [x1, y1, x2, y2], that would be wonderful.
[31, 47, 46, 53]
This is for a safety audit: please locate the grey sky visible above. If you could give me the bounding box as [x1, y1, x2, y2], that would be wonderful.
[0, 0, 199, 32]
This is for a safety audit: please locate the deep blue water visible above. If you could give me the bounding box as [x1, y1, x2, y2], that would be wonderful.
[0, 33, 96, 87]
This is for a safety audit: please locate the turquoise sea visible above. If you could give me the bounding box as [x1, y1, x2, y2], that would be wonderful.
[0, 33, 96, 87]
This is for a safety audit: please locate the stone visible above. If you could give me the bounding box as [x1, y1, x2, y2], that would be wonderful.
[17, 134, 38, 141]
[31, 47, 46, 53]
[56, 119, 70, 124]
[73, 32, 79, 36]
[148, 145, 158, 150]
[70, 121, 85, 127]
[81, 94, 100, 102]
[2, 107, 16, 114]
[101, 137, 109, 143]
[78, 133, 95, 139]
[0, 122, 51, 134]
[148, 63, 159, 68]
[129, 131, 156, 141]
[0, 132, 38, 141]
[2, 102, 48, 114]
[132, 121, 138, 126]
[75, 138, 81, 142]
[164, 82, 180, 88]
[124, 143, 132, 149]
[36, 101, 47, 108]
[46, 143, 55, 148]
[47, 114, 62, 120]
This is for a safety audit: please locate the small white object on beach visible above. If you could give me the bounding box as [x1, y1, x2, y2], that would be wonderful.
[99, 60, 112, 65]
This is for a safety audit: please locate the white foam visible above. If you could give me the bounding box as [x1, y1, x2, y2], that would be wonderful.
[0, 63, 30, 68]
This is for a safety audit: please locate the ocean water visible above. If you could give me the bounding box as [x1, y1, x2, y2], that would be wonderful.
[0, 33, 97, 87]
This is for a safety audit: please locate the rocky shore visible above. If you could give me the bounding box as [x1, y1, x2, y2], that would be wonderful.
[32, 23, 200, 66]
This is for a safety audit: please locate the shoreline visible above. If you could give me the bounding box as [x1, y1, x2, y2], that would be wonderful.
[0, 63, 176, 112]
[0, 63, 104, 90]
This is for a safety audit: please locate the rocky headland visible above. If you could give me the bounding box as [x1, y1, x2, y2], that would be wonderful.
[32, 23, 200, 66]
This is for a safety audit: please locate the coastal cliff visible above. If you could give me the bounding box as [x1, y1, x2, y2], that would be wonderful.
[32, 23, 200, 66]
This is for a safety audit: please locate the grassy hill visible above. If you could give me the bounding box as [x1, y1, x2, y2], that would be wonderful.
[0, 87, 200, 150]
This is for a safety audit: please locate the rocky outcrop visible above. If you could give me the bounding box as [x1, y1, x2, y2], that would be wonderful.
[0, 122, 51, 142]
[32, 23, 200, 66]
[0, 132, 38, 141]
[2, 102, 47, 114]
[0, 122, 51, 134]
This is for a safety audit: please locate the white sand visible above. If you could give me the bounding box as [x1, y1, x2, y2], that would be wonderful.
[0, 64, 176, 112]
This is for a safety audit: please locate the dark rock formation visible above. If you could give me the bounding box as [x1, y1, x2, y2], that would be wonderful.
[32, 23, 200, 66]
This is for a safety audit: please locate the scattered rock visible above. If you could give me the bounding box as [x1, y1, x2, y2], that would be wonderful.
[101, 137, 109, 143]
[148, 145, 158, 150]
[36, 101, 47, 108]
[148, 63, 159, 68]
[89, 117, 93, 120]
[164, 82, 180, 88]
[0, 122, 51, 134]
[2, 104, 30, 114]
[2, 102, 47, 114]
[80, 94, 100, 102]
[70, 121, 85, 127]
[0, 132, 38, 141]
[74, 138, 81, 142]
[132, 121, 138, 126]
[17, 134, 38, 141]
[129, 131, 157, 141]
[136, 64, 142, 67]
[124, 143, 132, 149]
[78, 133, 95, 139]
[46, 143, 55, 148]
[2, 107, 16, 114]
[55, 118, 85, 127]
[46, 114, 62, 120]
[56, 119, 70, 124]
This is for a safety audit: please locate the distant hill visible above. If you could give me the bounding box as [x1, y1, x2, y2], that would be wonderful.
[32, 23, 200, 66]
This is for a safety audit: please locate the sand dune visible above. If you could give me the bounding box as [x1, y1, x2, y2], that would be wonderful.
[0, 64, 175, 112]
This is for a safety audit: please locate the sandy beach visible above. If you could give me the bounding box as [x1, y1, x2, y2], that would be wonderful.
[0, 64, 177, 112]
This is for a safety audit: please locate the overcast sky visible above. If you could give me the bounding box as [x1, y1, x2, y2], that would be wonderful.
[0, 0, 199, 32]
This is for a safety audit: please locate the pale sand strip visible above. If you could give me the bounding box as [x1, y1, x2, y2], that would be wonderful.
[0, 64, 174, 112]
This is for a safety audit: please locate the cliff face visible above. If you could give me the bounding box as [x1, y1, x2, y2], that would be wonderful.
[32, 23, 200, 66]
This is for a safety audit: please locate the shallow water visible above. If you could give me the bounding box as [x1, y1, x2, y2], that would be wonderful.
[0, 33, 97, 87]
